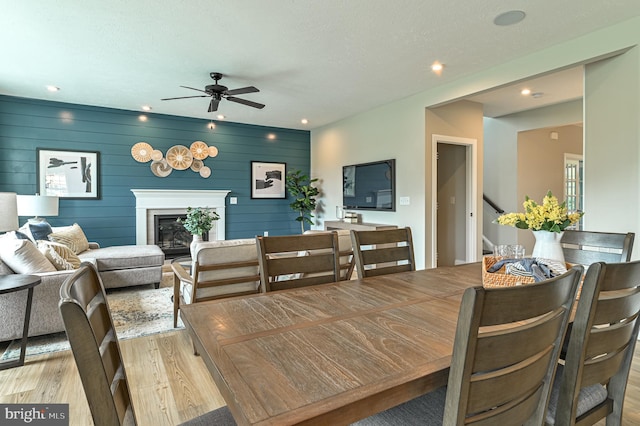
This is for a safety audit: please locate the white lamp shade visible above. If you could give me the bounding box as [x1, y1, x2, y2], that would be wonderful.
[0, 192, 19, 232]
[17, 194, 59, 217]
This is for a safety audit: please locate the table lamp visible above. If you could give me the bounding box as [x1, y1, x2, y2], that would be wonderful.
[17, 194, 59, 224]
[0, 192, 19, 232]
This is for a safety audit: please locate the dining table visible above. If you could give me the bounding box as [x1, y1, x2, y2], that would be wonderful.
[180, 262, 482, 425]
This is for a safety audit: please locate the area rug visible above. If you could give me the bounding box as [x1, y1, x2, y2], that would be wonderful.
[1, 285, 184, 361]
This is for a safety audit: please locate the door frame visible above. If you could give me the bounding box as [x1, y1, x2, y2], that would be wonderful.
[431, 134, 478, 267]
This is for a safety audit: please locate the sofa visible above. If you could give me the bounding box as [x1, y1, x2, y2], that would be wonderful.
[0, 222, 164, 341]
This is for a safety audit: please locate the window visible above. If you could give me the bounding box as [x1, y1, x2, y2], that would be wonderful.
[564, 153, 583, 230]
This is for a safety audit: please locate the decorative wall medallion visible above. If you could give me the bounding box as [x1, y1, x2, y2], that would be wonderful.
[166, 145, 193, 170]
[131, 142, 153, 163]
[190, 141, 209, 160]
[150, 159, 172, 177]
[131, 140, 219, 178]
[191, 159, 203, 172]
[199, 166, 211, 178]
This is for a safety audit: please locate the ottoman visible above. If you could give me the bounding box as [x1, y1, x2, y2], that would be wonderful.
[79, 245, 165, 289]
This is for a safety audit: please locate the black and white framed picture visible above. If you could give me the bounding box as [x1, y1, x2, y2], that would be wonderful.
[37, 148, 100, 199]
[251, 161, 286, 199]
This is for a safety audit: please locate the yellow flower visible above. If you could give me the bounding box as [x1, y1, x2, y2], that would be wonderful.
[496, 191, 584, 232]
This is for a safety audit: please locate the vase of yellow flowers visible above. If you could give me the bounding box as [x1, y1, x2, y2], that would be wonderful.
[496, 191, 584, 263]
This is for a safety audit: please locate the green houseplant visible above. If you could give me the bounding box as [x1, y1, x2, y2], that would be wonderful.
[286, 169, 319, 233]
[178, 207, 220, 238]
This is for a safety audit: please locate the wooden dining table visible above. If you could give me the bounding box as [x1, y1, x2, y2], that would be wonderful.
[180, 262, 482, 426]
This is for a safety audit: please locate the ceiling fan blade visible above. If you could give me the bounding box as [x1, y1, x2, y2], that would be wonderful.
[208, 98, 220, 112]
[180, 85, 209, 94]
[226, 96, 265, 109]
[225, 86, 259, 96]
[161, 95, 209, 101]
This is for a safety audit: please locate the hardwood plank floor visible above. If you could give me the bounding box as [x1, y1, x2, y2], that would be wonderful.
[1, 329, 640, 425]
[0, 330, 224, 426]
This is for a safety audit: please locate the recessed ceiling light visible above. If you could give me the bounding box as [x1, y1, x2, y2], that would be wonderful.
[431, 63, 444, 72]
[46, 85, 60, 92]
[493, 10, 526, 26]
[521, 88, 531, 96]
[267, 133, 276, 140]
[142, 105, 152, 111]
[301, 118, 309, 125]
[217, 115, 225, 120]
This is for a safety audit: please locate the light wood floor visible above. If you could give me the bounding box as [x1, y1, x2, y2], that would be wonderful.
[1, 330, 640, 425]
[0, 330, 225, 426]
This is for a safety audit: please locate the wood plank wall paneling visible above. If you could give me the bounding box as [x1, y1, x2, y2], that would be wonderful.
[0, 95, 311, 246]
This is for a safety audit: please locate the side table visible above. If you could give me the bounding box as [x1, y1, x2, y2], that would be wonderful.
[0, 274, 41, 370]
[170, 256, 192, 328]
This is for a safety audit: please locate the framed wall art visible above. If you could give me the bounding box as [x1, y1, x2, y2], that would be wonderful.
[37, 148, 100, 199]
[251, 161, 286, 199]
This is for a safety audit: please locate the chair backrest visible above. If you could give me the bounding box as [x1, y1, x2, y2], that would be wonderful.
[350, 227, 416, 278]
[444, 266, 583, 426]
[561, 230, 635, 265]
[256, 232, 340, 292]
[551, 260, 640, 426]
[59, 263, 136, 426]
[189, 238, 261, 302]
[304, 229, 355, 280]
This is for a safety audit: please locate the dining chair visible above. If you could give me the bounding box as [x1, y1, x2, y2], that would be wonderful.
[256, 232, 340, 292]
[304, 229, 355, 280]
[561, 230, 634, 265]
[546, 260, 640, 426]
[350, 227, 415, 278]
[171, 238, 261, 328]
[59, 262, 236, 426]
[354, 266, 583, 426]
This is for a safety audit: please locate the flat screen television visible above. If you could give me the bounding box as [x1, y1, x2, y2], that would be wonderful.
[343, 159, 395, 211]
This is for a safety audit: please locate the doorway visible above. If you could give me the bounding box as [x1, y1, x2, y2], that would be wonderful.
[431, 135, 478, 267]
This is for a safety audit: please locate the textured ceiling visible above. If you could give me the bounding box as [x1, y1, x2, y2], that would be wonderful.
[2, 1, 639, 129]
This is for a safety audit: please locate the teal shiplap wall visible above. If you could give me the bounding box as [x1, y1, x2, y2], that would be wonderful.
[0, 95, 311, 246]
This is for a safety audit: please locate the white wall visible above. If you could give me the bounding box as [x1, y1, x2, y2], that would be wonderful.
[584, 49, 640, 250]
[312, 17, 640, 267]
[483, 101, 583, 251]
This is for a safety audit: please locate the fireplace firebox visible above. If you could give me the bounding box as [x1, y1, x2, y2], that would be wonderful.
[154, 214, 208, 258]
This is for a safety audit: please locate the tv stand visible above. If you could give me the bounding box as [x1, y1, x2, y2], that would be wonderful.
[324, 221, 397, 232]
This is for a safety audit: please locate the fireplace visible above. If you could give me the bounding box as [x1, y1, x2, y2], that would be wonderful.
[131, 189, 229, 247]
[154, 214, 209, 258]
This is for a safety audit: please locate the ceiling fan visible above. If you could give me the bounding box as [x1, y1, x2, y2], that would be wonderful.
[161, 72, 265, 112]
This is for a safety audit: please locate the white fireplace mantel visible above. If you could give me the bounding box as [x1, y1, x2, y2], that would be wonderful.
[131, 189, 230, 245]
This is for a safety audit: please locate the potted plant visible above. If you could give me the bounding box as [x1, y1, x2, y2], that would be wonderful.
[285, 169, 319, 233]
[178, 207, 220, 247]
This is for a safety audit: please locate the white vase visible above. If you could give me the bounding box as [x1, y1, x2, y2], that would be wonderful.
[531, 230, 565, 263]
[190, 234, 202, 257]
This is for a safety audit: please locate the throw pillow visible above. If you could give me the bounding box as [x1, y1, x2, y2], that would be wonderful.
[14, 230, 31, 240]
[0, 258, 14, 274]
[29, 221, 54, 241]
[37, 240, 81, 270]
[0, 239, 56, 274]
[48, 223, 90, 254]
